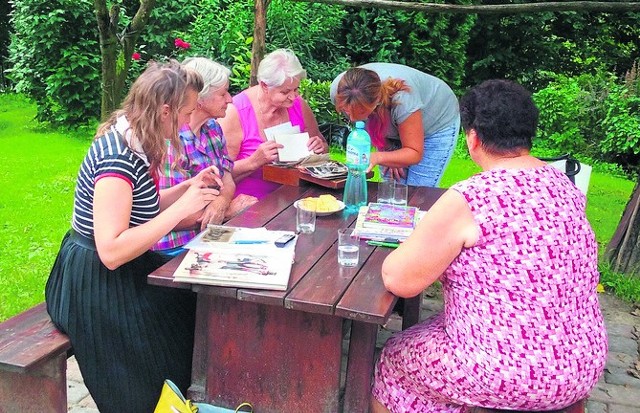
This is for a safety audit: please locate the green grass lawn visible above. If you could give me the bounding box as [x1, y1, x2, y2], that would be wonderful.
[0, 94, 92, 320]
[0, 93, 637, 321]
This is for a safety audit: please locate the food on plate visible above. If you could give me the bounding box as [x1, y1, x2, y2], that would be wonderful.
[299, 194, 341, 212]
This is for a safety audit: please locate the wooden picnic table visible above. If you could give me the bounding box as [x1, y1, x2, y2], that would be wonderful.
[148, 182, 445, 413]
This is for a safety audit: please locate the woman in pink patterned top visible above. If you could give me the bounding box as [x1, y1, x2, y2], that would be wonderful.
[219, 49, 328, 199]
[372, 79, 607, 412]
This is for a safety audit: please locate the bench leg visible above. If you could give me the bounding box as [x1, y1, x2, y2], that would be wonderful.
[0, 354, 67, 413]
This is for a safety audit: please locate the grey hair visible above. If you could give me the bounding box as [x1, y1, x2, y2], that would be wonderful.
[182, 57, 231, 98]
[257, 49, 307, 88]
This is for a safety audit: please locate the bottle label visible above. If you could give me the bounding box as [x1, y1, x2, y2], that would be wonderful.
[346, 144, 370, 166]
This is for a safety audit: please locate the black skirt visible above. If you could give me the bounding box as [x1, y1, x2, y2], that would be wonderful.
[45, 230, 196, 413]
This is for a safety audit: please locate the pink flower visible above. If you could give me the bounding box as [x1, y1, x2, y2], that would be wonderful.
[174, 38, 190, 50]
[131, 52, 141, 61]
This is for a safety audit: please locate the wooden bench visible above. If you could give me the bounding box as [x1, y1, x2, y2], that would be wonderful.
[0, 302, 72, 413]
[466, 398, 585, 413]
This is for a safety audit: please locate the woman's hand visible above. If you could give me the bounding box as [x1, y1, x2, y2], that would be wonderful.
[368, 152, 408, 179]
[174, 181, 220, 217]
[189, 165, 224, 189]
[307, 135, 328, 154]
[225, 194, 259, 220]
[251, 140, 283, 166]
[381, 166, 407, 181]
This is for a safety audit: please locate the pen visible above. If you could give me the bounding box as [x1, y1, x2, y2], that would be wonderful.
[232, 240, 269, 244]
[366, 240, 400, 248]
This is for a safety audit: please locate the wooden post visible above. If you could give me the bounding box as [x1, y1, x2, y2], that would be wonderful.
[250, 0, 270, 86]
[606, 181, 640, 275]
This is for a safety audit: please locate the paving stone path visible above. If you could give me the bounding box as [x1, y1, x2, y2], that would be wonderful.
[67, 290, 640, 412]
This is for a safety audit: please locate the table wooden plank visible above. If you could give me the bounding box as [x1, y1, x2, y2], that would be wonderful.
[336, 187, 446, 323]
[408, 186, 446, 209]
[285, 230, 371, 315]
[233, 185, 344, 305]
[282, 183, 376, 315]
[335, 250, 396, 324]
[225, 185, 310, 228]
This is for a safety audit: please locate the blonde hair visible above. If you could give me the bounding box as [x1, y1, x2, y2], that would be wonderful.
[257, 49, 306, 88]
[182, 57, 231, 98]
[97, 60, 203, 173]
[335, 67, 410, 149]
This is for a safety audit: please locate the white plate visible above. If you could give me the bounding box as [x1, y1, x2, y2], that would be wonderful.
[294, 199, 346, 216]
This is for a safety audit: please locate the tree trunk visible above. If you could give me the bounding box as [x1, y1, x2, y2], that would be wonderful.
[606, 181, 640, 276]
[94, 0, 157, 120]
[250, 0, 270, 86]
[290, 0, 640, 14]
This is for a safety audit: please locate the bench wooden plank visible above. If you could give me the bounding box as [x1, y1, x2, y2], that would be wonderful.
[0, 302, 71, 413]
[0, 302, 71, 373]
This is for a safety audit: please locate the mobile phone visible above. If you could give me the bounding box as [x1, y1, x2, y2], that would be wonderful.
[274, 233, 296, 247]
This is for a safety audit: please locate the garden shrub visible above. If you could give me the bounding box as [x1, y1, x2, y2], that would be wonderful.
[299, 79, 341, 126]
[464, 8, 640, 91]
[534, 70, 640, 176]
[8, 0, 199, 127]
[186, 0, 350, 86]
[0, 1, 11, 90]
[339, 3, 475, 92]
[8, 0, 100, 125]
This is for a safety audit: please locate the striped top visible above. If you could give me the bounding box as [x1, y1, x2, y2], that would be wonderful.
[72, 130, 160, 237]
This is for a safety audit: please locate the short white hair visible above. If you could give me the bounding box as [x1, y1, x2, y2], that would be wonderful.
[182, 57, 231, 98]
[257, 49, 307, 88]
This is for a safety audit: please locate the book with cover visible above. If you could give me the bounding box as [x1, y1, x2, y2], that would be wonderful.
[175, 225, 297, 290]
[353, 205, 425, 242]
[173, 248, 293, 290]
[363, 203, 418, 229]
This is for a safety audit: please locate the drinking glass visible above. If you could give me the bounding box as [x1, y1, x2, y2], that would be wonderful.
[377, 179, 395, 204]
[296, 205, 316, 234]
[338, 228, 360, 267]
[391, 183, 408, 206]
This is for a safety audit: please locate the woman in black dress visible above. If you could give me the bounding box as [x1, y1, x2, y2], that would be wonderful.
[45, 60, 223, 412]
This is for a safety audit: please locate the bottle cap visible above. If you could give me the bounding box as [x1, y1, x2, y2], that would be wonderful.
[355, 120, 365, 129]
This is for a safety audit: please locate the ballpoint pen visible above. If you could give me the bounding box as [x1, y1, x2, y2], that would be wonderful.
[232, 240, 269, 244]
[366, 240, 400, 248]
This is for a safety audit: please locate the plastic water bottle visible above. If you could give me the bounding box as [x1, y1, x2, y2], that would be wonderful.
[343, 121, 371, 213]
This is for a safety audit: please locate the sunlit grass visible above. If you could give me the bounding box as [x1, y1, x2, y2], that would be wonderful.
[0, 94, 92, 320]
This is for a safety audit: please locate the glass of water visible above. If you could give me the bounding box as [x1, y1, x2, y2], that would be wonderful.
[296, 204, 316, 234]
[338, 228, 360, 267]
[391, 183, 408, 206]
[377, 179, 395, 204]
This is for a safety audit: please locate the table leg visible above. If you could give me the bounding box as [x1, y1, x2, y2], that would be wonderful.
[343, 320, 378, 413]
[402, 295, 421, 330]
[191, 295, 343, 413]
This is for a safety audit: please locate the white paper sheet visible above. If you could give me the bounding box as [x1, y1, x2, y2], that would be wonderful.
[274, 132, 314, 162]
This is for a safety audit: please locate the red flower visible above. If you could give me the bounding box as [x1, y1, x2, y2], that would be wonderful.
[131, 52, 141, 61]
[174, 38, 191, 50]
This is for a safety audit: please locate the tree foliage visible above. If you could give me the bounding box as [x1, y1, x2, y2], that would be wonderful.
[532, 66, 640, 176]
[7, 0, 197, 125]
[8, 0, 101, 124]
[464, 2, 640, 91]
[0, 1, 12, 89]
[338, 2, 475, 91]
